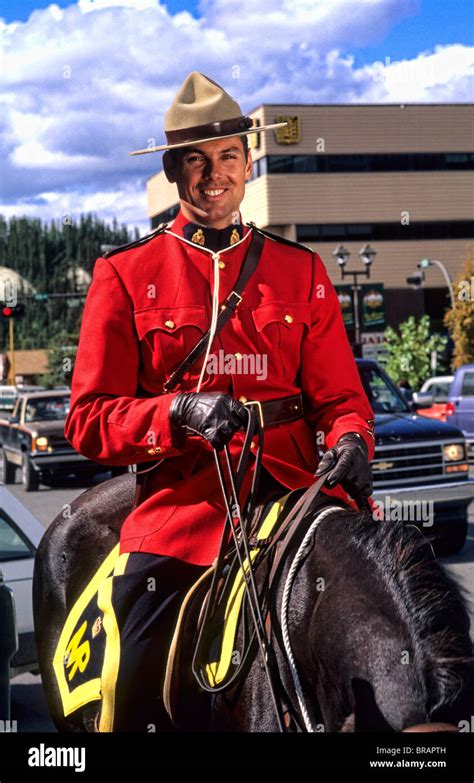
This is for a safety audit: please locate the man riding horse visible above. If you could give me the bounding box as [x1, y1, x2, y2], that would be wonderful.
[64, 71, 376, 732]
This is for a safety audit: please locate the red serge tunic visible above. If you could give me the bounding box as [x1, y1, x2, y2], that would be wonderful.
[64, 210, 376, 566]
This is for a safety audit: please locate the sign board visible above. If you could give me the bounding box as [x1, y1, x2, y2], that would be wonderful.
[335, 285, 354, 328]
[274, 115, 301, 145]
[361, 332, 385, 345]
[360, 283, 385, 330]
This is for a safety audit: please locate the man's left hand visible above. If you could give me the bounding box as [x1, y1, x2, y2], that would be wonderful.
[315, 432, 373, 499]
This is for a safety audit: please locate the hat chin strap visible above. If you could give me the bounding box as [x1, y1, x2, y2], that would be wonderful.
[180, 198, 210, 222]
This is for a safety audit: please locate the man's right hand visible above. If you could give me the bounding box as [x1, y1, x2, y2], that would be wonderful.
[169, 392, 249, 451]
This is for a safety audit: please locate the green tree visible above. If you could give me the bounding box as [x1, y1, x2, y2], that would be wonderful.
[444, 255, 474, 369]
[383, 315, 448, 390]
[0, 213, 138, 351]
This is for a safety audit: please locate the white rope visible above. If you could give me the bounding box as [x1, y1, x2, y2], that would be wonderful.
[280, 505, 342, 732]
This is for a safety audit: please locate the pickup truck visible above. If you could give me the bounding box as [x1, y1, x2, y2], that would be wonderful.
[445, 364, 474, 463]
[414, 365, 474, 462]
[357, 360, 473, 555]
[0, 390, 119, 491]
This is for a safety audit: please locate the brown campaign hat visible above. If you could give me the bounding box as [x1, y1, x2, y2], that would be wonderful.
[129, 71, 287, 156]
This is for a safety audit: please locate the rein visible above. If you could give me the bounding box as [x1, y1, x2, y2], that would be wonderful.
[191, 410, 348, 732]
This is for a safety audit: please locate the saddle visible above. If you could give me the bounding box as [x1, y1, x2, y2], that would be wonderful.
[162, 485, 348, 728]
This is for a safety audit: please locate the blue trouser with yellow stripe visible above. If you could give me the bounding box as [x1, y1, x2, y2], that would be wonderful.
[98, 551, 207, 732]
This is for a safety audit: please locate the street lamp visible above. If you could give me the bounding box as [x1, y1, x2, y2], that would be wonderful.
[418, 258, 455, 309]
[332, 244, 377, 357]
[359, 243, 377, 268]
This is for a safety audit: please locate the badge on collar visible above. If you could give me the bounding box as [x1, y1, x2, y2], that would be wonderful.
[230, 228, 240, 245]
[191, 228, 206, 245]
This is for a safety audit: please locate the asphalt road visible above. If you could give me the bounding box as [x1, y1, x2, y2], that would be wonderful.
[7, 469, 474, 732]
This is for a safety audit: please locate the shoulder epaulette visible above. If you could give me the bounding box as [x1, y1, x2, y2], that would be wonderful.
[102, 223, 169, 259]
[246, 222, 312, 254]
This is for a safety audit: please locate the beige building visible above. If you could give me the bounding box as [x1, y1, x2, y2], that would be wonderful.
[147, 103, 473, 351]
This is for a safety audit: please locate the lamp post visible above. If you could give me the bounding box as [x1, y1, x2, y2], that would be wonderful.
[332, 243, 377, 357]
[418, 258, 455, 309]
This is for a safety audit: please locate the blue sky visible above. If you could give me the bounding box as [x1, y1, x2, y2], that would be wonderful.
[1, 0, 473, 231]
[2, 0, 472, 61]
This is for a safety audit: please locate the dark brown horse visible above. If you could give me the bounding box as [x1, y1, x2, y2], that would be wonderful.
[33, 473, 474, 733]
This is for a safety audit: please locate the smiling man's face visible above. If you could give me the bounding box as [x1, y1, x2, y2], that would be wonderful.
[163, 136, 253, 229]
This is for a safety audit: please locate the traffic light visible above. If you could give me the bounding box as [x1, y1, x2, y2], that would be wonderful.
[406, 271, 425, 289]
[1, 304, 25, 318]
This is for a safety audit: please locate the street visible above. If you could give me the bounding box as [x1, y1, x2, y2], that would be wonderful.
[8, 470, 474, 732]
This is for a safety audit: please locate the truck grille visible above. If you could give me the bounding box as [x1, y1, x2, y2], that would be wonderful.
[47, 434, 70, 449]
[371, 441, 445, 487]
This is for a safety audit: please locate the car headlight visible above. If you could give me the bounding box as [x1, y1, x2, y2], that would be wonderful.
[33, 436, 49, 451]
[443, 443, 466, 462]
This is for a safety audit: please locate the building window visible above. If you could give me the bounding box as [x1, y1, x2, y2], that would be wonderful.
[296, 221, 474, 243]
[260, 152, 474, 177]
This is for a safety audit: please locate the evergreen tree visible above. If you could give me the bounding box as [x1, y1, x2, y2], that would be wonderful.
[0, 213, 138, 353]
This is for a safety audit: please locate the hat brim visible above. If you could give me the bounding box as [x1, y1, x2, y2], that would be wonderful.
[128, 121, 288, 156]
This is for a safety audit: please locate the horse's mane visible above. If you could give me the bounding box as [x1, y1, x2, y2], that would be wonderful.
[341, 509, 473, 712]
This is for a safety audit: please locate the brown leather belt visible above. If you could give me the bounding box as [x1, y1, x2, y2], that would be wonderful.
[241, 392, 304, 427]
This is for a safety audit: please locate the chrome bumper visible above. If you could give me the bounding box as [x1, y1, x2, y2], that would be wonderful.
[373, 479, 474, 505]
[30, 452, 90, 465]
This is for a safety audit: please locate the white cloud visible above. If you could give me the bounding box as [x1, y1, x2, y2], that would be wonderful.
[1, 181, 150, 235]
[359, 44, 474, 102]
[78, 0, 159, 9]
[0, 0, 472, 233]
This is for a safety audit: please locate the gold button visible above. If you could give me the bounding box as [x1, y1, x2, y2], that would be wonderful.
[218, 260, 226, 270]
[284, 314, 294, 324]
[164, 319, 175, 329]
[154, 446, 162, 453]
[250, 442, 256, 449]
[147, 448, 155, 455]
[234, 352, 243, 360]
[238, 395, 248, 403]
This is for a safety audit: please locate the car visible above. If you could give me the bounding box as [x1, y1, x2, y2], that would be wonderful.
[0, 487, 45, 677]
[420, 376, 454, 395]
[0, 386, 18, 414]
[0, 567, 18, 720]
[0, 390, 127, 491]
[445, 364, 474, 463]
[413, 375, 454, 422]
[356, 359, 473, 555]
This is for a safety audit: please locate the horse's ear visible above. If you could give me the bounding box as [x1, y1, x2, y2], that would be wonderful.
[351, 678, 394, 732]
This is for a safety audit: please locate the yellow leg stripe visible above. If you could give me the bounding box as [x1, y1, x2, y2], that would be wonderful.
[97, 552, 130, 733]
[52, 543, 121, 718]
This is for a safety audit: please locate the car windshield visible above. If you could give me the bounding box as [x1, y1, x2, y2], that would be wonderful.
[24, 396, 70, 422]
[358, 365, 409, 414]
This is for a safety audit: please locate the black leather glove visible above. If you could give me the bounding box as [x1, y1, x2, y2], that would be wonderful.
[315, 432, 373, 498]
[169, 392, 249, 451]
